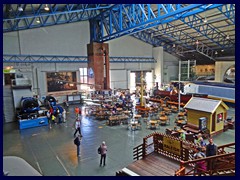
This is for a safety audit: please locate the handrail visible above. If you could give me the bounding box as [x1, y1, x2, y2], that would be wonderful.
[175, 167, 185, 176]
[132, 132, 235, 176]
[175, 152, 235, 176]
[218, 142, 235, 149]
[182, 152, 235, 164]
[133, 144, 143, 160]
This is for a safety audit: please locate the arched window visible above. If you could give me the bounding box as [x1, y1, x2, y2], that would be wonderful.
[223, 65, 235, 83]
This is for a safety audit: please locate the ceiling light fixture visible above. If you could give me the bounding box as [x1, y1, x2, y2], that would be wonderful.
[44, 4, 50, 11]
[18, 5, 23, 12]
[203, 11, 207, 23]
[203, 18, 208, 23]
[36, 18, 40, 23]
[8, 7, 13, 12]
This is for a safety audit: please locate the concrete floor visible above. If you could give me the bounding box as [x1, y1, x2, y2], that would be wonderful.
[3, 104, 235, 176]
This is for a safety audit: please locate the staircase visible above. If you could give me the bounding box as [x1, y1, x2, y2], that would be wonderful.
[3, 85, 16, 123]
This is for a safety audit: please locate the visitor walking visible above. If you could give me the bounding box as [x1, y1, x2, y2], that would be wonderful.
[62, 109, 66, 123]
[74, 119, 82, 137]
[63, 100, 69, 111]
[99, 141, 107, 166]
[75, 107, 80, 118]
[46, 110, 52, 129]
[74, 135, 81, 157]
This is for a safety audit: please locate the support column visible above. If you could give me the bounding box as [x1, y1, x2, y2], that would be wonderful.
[105, 50, 110, 89]
[153, 47, 163, 87]
[87, 42, 110, 90]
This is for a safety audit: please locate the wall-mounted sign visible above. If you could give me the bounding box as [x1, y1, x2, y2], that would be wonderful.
[163, 136, 181, 156]
[88, 68, 94, 78]
[46, 72, 77, 92]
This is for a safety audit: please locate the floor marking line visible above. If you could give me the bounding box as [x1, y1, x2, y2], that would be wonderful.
[56, 155, 71, 176]
[36, 161, 43, 175]
[26, 139, 43, 175]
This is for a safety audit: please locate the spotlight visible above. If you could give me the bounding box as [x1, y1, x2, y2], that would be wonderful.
[18, 7, 23, 11]
[36, 18, 40, 23]
[44, 4, 50, 11]
[203, 18, 207, 23]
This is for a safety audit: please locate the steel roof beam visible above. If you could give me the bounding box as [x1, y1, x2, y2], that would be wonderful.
[180, 6, 235, 49]
[153, 23, 199, 48]
[3, 4, 113, 32]
[135, 21, 217, 60]
[196, 42, 215, 60]
[91, 4, 222, 42]
[130, 30, 186, 58]
[217, 4, 235, 25]
[158, 17, 233, 36]
[3, 54, 156, 63]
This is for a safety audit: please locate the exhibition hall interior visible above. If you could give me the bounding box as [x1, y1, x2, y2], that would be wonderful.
[3, 4, 235, 176]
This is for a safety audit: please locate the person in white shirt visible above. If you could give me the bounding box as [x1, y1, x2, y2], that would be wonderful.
[74, 119, 82, 137]
[62, 109, 66, 123]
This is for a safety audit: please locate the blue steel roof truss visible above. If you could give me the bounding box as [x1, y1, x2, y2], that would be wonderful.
[3, 54, 156, 63]
[91, 4, 222, 42]
[89, 4, 231, 61]
[180, 13, 234, 50]
[217, 4, 235, 25]
[3, 4, 113, 32]
[3, 4, 235, 63]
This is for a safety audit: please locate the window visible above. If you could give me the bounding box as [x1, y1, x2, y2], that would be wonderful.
[79, 68, 88, 84]
[223, 65, 235, 83]
[217, 113, 223, 123]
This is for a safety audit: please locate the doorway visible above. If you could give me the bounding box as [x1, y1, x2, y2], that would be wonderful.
[4, 73, 15, 85]
[129, 71, 153, 95]
[212, 113, 216, 132]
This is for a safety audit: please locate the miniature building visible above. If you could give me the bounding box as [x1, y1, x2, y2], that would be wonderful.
[184, 97, 229, 136]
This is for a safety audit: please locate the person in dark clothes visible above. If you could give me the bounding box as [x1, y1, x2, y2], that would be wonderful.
[63, 100, 69, 110]
[206, 137, 218, 170]
[206, 138, 217, 156]
[74, 135, 81, 157]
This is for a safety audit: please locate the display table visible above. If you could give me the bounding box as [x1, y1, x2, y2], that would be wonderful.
[128, 121, 141, 131]
[159, 116, 169, 125]
[19, 116, 48, 130]
[147, 120, 159, 129]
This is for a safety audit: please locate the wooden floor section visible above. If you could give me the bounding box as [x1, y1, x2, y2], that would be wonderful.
[126, 153, 183, 176]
